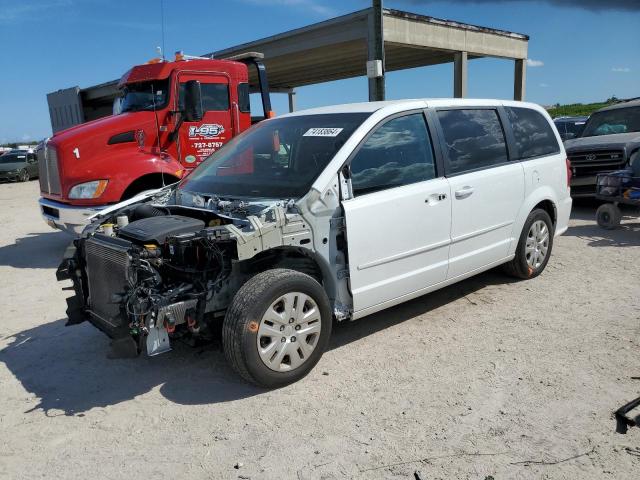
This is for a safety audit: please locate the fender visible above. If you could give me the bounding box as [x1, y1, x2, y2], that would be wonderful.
[64, 150, 184, 206]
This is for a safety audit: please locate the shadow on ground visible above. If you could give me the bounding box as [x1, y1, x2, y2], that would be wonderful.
[0, 231, 70, 268]
[0, 270, 513, 415]
[567, 203, 640, 248]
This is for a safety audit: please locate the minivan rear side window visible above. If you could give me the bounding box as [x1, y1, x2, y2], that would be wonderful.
[437, 109, 508, 174]
[506, 107, 560, 159]
[350, 113, 437, 196]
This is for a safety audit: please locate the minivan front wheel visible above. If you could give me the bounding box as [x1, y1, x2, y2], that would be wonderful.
[222, 268, 332, 387]
[504, 209, 554, 279]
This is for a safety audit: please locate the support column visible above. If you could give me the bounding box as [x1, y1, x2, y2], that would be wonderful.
[453, 51, 468, 98]
[514, 59, 526, 101]
[367, 0, 385, 101]
[288, 90, 296, 113]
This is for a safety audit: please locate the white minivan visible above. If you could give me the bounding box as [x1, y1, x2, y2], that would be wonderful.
[60, 99, 572, 387]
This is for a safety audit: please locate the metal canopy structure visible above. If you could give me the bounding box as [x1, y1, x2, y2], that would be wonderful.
[46, 6, 529, 132]
[211, 7, 529, 102]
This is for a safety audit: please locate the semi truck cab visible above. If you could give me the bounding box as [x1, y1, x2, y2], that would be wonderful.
[39, 53, 272, 234]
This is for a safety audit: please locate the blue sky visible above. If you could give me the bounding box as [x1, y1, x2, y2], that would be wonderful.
[0, 0, 638, 143]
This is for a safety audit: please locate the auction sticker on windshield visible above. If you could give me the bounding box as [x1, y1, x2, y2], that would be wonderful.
[303, 128, 344, 137]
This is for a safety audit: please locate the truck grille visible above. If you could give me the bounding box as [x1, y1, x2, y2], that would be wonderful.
[84, 235, 131, 328]
[38, 144, 62, 195]
[568, 149, 626, 176]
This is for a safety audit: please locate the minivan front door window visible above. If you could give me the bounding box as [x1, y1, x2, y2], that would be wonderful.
[349, 113, 436, 196]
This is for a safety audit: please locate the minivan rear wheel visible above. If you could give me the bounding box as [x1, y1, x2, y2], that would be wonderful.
[504, 209, 554, 279]
[222, 268, 332, 387]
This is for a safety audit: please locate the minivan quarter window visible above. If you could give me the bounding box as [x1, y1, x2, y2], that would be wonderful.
[350, 113, 436, 195]
[506, 107, 560, 159]
[437, 108, 508, 174]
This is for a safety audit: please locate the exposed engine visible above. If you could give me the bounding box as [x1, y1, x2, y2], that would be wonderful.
[59, 203, 241, 356]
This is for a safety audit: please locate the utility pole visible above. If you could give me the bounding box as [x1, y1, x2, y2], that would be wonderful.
[368, 0, 385, 101]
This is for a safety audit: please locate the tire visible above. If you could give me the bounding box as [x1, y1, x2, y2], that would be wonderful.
[596, 203, 621, 230]
[19, 169, 29, 182]
[222, 268, 332, 387]
[503, 209, 554, 280]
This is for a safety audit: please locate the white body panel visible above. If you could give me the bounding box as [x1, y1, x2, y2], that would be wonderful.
[287, 99, 571, 320]
[447, 162, 525, 278]
[342, 178, 451, 312]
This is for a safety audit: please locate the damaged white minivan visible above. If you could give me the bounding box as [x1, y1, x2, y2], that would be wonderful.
[58, 99, 572, 387]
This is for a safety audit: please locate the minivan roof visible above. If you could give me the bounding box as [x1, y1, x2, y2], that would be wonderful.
[283, 98, 545, 117]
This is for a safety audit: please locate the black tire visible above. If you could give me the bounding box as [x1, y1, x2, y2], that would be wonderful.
[19, 169, 29, 182]
[596, 203, 621, 230]
[222, 268, 332, 387]
[503, 209, 554, 280]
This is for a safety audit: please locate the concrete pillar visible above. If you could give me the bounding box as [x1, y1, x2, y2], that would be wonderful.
[453, 51, 468, 98]
[367, 0, 385, 101]
[514, 59, 526, 101]
[288, 90, 296, 113]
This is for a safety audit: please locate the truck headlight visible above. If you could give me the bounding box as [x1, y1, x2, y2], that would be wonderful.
[69, 180, 109, 199]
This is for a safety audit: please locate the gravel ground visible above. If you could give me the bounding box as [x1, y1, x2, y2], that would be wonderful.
[0, 180, 639, 480]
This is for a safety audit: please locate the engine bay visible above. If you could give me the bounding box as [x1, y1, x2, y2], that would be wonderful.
[57, 192, 322, 358]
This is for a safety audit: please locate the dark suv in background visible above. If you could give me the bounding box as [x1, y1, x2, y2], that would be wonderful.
[0, 149, 39, 183]
[564, 100, 640, 197]
[554, 116, 588, 141]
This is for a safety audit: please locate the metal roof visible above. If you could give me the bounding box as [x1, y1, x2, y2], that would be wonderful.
[212, 7, 528, 90]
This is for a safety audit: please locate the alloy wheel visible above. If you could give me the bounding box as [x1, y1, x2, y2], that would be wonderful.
[525, 220, 549, 269]
[257, 291, 322, 372]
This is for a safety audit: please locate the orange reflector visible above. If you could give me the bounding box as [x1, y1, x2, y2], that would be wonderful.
[175, 169, 184, 177]
[267, 110, 276, 119]
[146, 57, 162, 64]
[93, 180, 109, 198]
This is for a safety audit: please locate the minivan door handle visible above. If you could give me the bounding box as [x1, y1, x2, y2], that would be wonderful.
[455, 186, 474, 199]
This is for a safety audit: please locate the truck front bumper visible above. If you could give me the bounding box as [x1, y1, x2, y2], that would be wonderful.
[39, 197, 104, 235]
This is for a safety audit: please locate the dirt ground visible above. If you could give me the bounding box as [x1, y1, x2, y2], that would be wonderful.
[0, 180, 638, 480]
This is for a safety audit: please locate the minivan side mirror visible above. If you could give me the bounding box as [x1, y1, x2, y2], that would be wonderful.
[183, 80, 203, 122]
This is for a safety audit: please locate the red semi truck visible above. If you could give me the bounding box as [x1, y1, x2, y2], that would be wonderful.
[38, 52, 272, 234]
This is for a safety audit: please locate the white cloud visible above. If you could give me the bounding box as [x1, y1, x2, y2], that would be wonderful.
[611, 67, 631, 73]
[527, 59, 544, 67]
[0, 0, 72, 24]
[539, 83, 550, 88]
[240, 0, 333, 15]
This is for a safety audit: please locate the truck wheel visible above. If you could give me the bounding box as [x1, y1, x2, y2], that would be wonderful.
[503, 209, 554, 280]
[596, 203, 621, 229]
[19, 169, 29, 182]
[222, 268, 332, 388]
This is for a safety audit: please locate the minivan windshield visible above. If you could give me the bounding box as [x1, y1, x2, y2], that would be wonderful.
[179, 113, 370, 199]
[581, 106, 640, 137]
[120, 79, 170, 113]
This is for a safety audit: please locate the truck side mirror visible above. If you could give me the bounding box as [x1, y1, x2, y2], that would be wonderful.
[183, 80, 203, 122]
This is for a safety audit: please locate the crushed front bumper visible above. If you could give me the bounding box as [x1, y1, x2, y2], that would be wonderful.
[39, 197, 104, 235]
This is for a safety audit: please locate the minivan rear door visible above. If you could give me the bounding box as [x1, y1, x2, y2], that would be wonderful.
[434, 107, 524, 279]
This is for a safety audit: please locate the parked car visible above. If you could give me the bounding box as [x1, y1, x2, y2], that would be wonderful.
[57, 99, 572, 387]
[554, 116, 588, 141]
[0, 150, 39, 182]
[565, 100, 640, 197]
